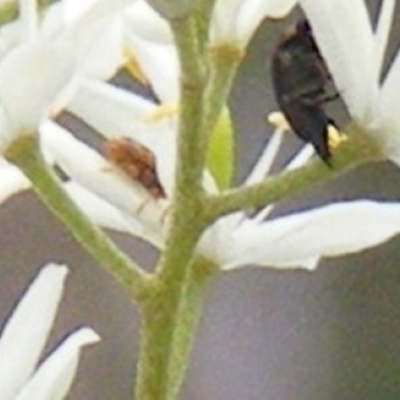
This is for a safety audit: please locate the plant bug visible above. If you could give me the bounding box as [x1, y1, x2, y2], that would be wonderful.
[102, 137, 166, 200]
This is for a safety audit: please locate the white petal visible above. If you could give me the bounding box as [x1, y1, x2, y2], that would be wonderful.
[73, 17, 124, 80]
[373, 0, 395, 85]
[62, 0, 132, 26]
[65, 181, 164, 248]
[285, 144, 314, 170]
[124, 31, 179, 102]
[15, 328, 100, 400]
[235, 0, 298, 45]
[61, 0, 99, 23]
[300, 0, 376, 124]
[199, 212, 246, 263]
[257, 0, 298, 18]
[41, 2, 125, 80]
[41, 121, 167, 229]
[18, 0, 39, 40]
[124, 0, 172, 43]
[67, 79, 177, 197]
[211, 0, 242, 42]
[0, 264, 68, 400]
[39, 3, 64, 38]
[0, 160, 30, 204]
[0, 41, 76, 140]
[377, 47, 400, 166]
[245, 130, 284, 185]
[0, 19, 22, 60]
[220, 201, 400, 270]
[212, 0, 297, 46]
[69, 78, 157, 125]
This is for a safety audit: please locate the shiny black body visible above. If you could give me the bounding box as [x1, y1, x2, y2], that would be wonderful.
[272, 20, 338, 162]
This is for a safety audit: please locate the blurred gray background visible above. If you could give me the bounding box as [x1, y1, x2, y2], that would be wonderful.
[1, 1, 400, 399]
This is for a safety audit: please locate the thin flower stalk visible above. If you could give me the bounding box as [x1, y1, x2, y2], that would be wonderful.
[203, 123, 382, 223]
[4, 136, 150, 301]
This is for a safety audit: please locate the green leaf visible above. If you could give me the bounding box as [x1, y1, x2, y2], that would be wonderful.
[206, 107, 234, 190]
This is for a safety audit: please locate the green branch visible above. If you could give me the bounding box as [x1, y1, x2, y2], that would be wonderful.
[204, 125, 383, 223]
[4, 135, 150, 301]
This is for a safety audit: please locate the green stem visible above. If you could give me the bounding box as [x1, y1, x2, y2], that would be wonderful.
[135, 258, 216, 400]
[204, 125, 383, 223]
[133, 14, 213, 400]
[5, 135, 150, 301]
[166, 16, 207, 202]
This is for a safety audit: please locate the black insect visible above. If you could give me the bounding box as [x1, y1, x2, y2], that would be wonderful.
[271, 19, 339, 162]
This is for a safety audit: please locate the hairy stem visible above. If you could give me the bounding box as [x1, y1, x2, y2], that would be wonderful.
[204, 125, 383, 223]
[134, 14, 212, 400]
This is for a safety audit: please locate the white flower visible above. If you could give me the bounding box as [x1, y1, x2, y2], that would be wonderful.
[0, 0, 128, 147]
[0, 0, 138, 202]
[122, 0, 300, 101]
[299, 0, 400, 164]
[37, 2, 400, 270]
[0, 263, 99, 400]
[57, 78, 400, 270]
[122, 0, 178, 102]
[2, 0, 400, 271]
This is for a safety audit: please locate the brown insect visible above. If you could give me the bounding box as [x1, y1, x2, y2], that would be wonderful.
[102, 137, 166, 200]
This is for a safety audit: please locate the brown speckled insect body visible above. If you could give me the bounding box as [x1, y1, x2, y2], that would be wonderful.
[103, 137, 166, 199]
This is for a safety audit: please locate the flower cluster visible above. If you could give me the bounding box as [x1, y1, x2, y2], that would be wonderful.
[0, 0, 400, 396]
[1, 0, 400, 271]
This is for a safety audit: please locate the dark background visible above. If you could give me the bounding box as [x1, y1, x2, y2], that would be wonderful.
[1, 1, 400, 399]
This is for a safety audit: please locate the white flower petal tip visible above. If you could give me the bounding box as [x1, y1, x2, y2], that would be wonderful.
[0, 162, 31, 205]
[0, 263, 69, 343]
[263, 0, 299, 19]
[60, 327, 101, 349]
[123, 1, 172, 42]
[211, 0, 298, 47]
[0, 263, 69, 400]
[13, 327, 100, 400]
[208, 201, 400, 271]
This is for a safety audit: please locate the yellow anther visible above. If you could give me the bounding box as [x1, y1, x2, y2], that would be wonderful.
[267, 111, 291, 131]
[123, 43, 149, 85]
[142, 103, 178, 124]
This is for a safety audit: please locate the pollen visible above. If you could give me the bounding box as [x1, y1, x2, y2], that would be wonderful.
[327, 124, 347, 150]
[123, 44, 149, 85]
[267, 111, 291, 131]
[142, 103, 178, 123]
